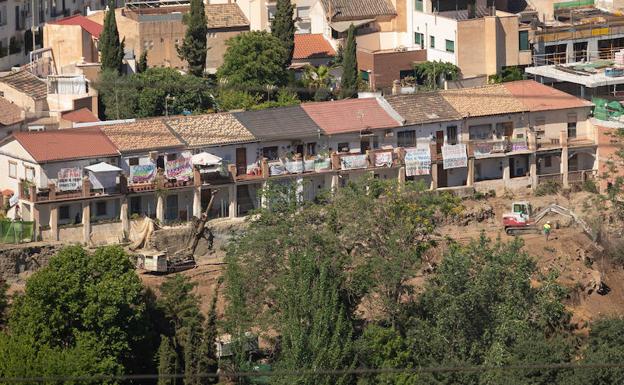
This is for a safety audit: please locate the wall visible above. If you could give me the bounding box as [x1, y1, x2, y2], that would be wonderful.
[475, 157, 504, 180]
[41, 156, 119, 189]
[412, 12, 457, 63]
[457, 17, 486, 76]
[43, 24, 98, 71]
[463, 113, 528, 142]
[0, 138, 39, 193]
[528, 107, 593, 143]
[0, 82, 44, 118]
[357, 48, 427, 90]
[206, 27, 249, 73]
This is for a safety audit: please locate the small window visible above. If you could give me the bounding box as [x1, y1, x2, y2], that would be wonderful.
[129, 157, 139, 166]
[96, 201, 107, 216]
[447, 125, 458, 145]
[262, 146, 279, 160]
[415, 0, 423, 11]
[399, 69, 414, 79]
[397, 130, 416, 147]
[59, 205, 70, 220]
[430, 35, 435, 48]
[360, 70, 370, 81]
[519, 30, 530, 51]
[306, 142, 316, 156]
[534, 118, 546, 131]
[25, 166, 35, 182]
[337, 142, 350, 152]
[8, 161, 17, 179]
[414, 32, 423, 47]
[167, 153, 177, 161]
[445, 39, 455, 53]
[157, 156, 165, 169]
[545, 156, 552, 168]
[567, 121, 577, 139]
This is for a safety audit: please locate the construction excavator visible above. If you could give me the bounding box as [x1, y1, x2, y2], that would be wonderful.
[137, 190, 218, 273]
[502, 201, 593, 239]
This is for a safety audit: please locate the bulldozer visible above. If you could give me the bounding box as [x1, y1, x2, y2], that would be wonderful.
[136, 190, 218, 273]
[502, 201, 593, 238]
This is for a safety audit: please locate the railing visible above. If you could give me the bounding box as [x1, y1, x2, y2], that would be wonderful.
[568, 169, 597, 183]
[469, 138, 529, 157]
[537, 173, 563, 184]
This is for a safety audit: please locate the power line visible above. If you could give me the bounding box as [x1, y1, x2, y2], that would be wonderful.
[1, 362, 624, 383]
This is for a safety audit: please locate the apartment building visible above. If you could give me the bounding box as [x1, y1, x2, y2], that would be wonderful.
[0, 80, 598, 244]
[0, 0, 110, 70]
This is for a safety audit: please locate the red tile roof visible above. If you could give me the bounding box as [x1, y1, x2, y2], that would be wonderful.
[51, 15, 103, 39]
[503, 80, 593, 112]
[0, 97, 24, 126]
[301, 98, 400, 134]
[11, 128, 118, 163]
[61, 108, 100, 123]
[293, 34, 336, 60]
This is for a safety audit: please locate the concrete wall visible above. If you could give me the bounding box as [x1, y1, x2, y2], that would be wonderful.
[42, 156, 119, 189]
[412, 12, 457, 63]
[0, 139, 39, 193]
[475, 157, 504, 181]
[44, 23, 98, 72]
[528, 107, 593, 143]
[206, 27, 249, 73]
[357, 48, 427, 90]
[0, 82, 46, 119]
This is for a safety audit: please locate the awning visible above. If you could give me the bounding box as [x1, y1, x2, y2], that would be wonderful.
[329, 19, 375, 33]
[84, 162, 123, 173]
[192, 152, 222, 166]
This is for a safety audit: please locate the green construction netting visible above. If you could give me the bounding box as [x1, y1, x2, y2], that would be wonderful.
[554, 0, 594, 9]
[0, 220, 35, 244]
[593, 97, 624, 121]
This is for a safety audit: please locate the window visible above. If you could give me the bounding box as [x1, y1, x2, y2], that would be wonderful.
[399, 69, 414, 79]
[306, 142, 316, 156]
[167, 153, 177, 161]
[96, 201, 107, 216]
[0, 5, 7, 26]
[447, 125, 458, 145]
[129, 157, 139, 166]
[207, 32, 217, 38]
[534, 118, 546, 131]
[8, 161, 17, 179]
[397, 130, 416, 147]
[59, 205, 70, 220]
[262, 146, 279, 160]
[567, 114, 577, 138]
[25, 166, 35, 182]
[544, 156, 552, 168]
[415, 0, 423, 11]
[519, 30, 530, 51]
[445, 39, 455, 53]
[297, 6, 310, 19]
[414, 32, 424, 48]
[469, 124, 492, 140]
[430, 35, 435, 48]
[360, 70, 370, 81]
[337, 142, 350, 152]
[157, 156, 165, 169]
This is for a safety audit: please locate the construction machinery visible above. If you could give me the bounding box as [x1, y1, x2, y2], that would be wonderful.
[502, 201, 593, 238]
[136, 190, 218, 273]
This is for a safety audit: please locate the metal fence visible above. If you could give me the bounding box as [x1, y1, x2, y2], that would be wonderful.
[0, 220, 35, 244]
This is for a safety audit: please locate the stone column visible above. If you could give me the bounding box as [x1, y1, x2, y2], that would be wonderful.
[529, 153, 538, 190]
[330, 174, 340, 194]
[561, 147, 569, 188]
[228, 184, 237, 218]
[260, 181, 269, 209]
[467, 158, 475, 187]
[156, 194, 165, 223]
[120, 197, 129, 239]
[502, 157, 511, 185]
[50, 205, 59, 241]
[398, 166, 406, 191]
[82, 202, 91, 245]
[296, 177, 304, 204]
[193, 187, 202, 218]
[431, 163, 438, 190]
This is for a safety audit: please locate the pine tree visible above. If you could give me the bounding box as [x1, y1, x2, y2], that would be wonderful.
[99, 2, 124, 74]
[158, 335, 179, 385]
[137, 50, 148, 73]
[198, 287, 220, 384]
[340, 24, 358, 99]
[177, 0, 208, 77]
[184, 323, 202, 385]
[271, 0, 295, 68]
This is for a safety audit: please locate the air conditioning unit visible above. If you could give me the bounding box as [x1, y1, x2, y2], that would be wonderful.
[28, 125, 45, 132]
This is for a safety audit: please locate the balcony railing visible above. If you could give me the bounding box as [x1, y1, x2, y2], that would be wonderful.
[469, 138, 529, 157]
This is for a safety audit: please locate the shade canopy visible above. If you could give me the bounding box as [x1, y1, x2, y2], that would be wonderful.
[192, 152, 222, 166]
[84, 162, 122, 173]
[329, 19, 375, 32]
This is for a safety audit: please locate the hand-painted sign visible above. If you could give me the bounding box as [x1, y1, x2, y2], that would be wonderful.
[314, 158, 331, 171]
[442, 144, 467, 170]
[165, 155, 194, 181]
[340, 154, 368, 170]
[405, 147, 431, 176]
[130, 164, 156, 184]
[57, 168, 82, 191]
[374, 151, 393, 168]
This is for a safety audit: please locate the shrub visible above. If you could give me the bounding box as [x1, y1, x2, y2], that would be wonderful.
[582, 179, 598, 194]
[535, 181, 561, 196]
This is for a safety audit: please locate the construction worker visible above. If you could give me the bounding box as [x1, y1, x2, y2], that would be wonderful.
[543, 221, 552, 241]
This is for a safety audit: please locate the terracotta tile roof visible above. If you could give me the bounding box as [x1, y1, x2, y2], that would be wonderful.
[11, 127, 118, 163]
[385, 92, 461, 125]
[50, 15, 103, 38]
[293, 34, 336, 60]
[206, 3, 249, 29]
[503, 80, 593, 112]
[440, 84, 527, 117]
[61, 108, 100, 123]
[0, 70, 47, 100]
[301, 98, 401, 134]
[101, 118, 184, 153]
[0, 97, 24, 126]
[320, 0, 396, 21]
[233, 106, 322, 140]
[165, 113, 255, 147]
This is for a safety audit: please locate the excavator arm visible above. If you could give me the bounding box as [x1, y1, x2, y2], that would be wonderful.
[533, 204, 594, 240]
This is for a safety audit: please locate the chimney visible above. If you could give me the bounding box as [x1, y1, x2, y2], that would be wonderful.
[392, 80, 401, 95]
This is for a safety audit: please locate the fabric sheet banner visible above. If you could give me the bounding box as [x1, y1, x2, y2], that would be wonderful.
[284, 160, 304, 174]
[374, 151, 393, 167]
[130, 164, 156, 184]
[511, 138, 529, 152]
[442, 144, 468, 169]
[314, 158, 331, 171]
[340, 154, 368, 170]
[57, 168, 82, 191]
[474, 142, 494, 159]
[269, 162, 286, 176]
[405, 147, 431, 176]
[165, 155, 194, 181]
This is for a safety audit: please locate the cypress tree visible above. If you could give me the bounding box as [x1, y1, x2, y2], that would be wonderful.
[271, 0, 295, 68]
[99, 2, 124, 74]
[340, 24, 358, 99]
[198, 287, 220, 385]
[177, 0, 208, 77]
[137, 50, 148, 73]
[184, 323, 202, 385]
[158, 335, 179, 385]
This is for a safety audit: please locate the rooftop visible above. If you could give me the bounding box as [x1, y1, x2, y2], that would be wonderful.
[61, 108, 100, 124]
[525, 62, 624, 88]
[10, 128, 118, 163]
[320, 0, 397, 22]
[440, 83, 527, 117]
[165, 113, 255, 147]
[100, 118, 184, 153]
[0, 70, 48, 100]
[385, 92, 462, 125]
[50, 15, 104, 38]
[503, 80, 593, 111]
[293, 34, 336, 61]
[300, 98, 401, 135]
[0, 97, 24, 126]
[233, 106, 322, 140]
[206, 3, 249, 29]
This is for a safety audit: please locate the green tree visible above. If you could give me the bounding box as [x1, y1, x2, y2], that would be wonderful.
[217, 31, 288, 88]
[413, 60, 460, 89]
[250, 89, 300, 110]
[94, 69, 139, 119]
[216, 89, 261, 111]
[271, 0, 295, 67]
[137, 50, 149, 73]
[0, 278, 7, 326]
[184, 323, 202, 385]
[99, 3, 125, 73]
[159, 274, 204, 347]
[198, 286, 220, 385]
[302, 65, 333, 90]
[158, 335, 179, 385]
[177, 0, 208, 77]
[340, 24, 358, 98]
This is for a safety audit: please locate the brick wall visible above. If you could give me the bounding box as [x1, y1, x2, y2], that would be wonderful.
[357, 49, 427, 90]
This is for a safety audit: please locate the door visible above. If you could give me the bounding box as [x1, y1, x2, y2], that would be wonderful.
[436, 131, 444, 154]
[503, 122, 513, 138]
[437, 164, 447, 187]
[130, 196, 142, 215]
[235, 147, 247, 176]
[509, 158, 516, 178]
[165, 194, 178, 221]
[360, 137, 371, 153]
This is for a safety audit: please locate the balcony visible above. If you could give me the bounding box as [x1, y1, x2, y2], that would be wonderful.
[468, 138, 529, 158]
